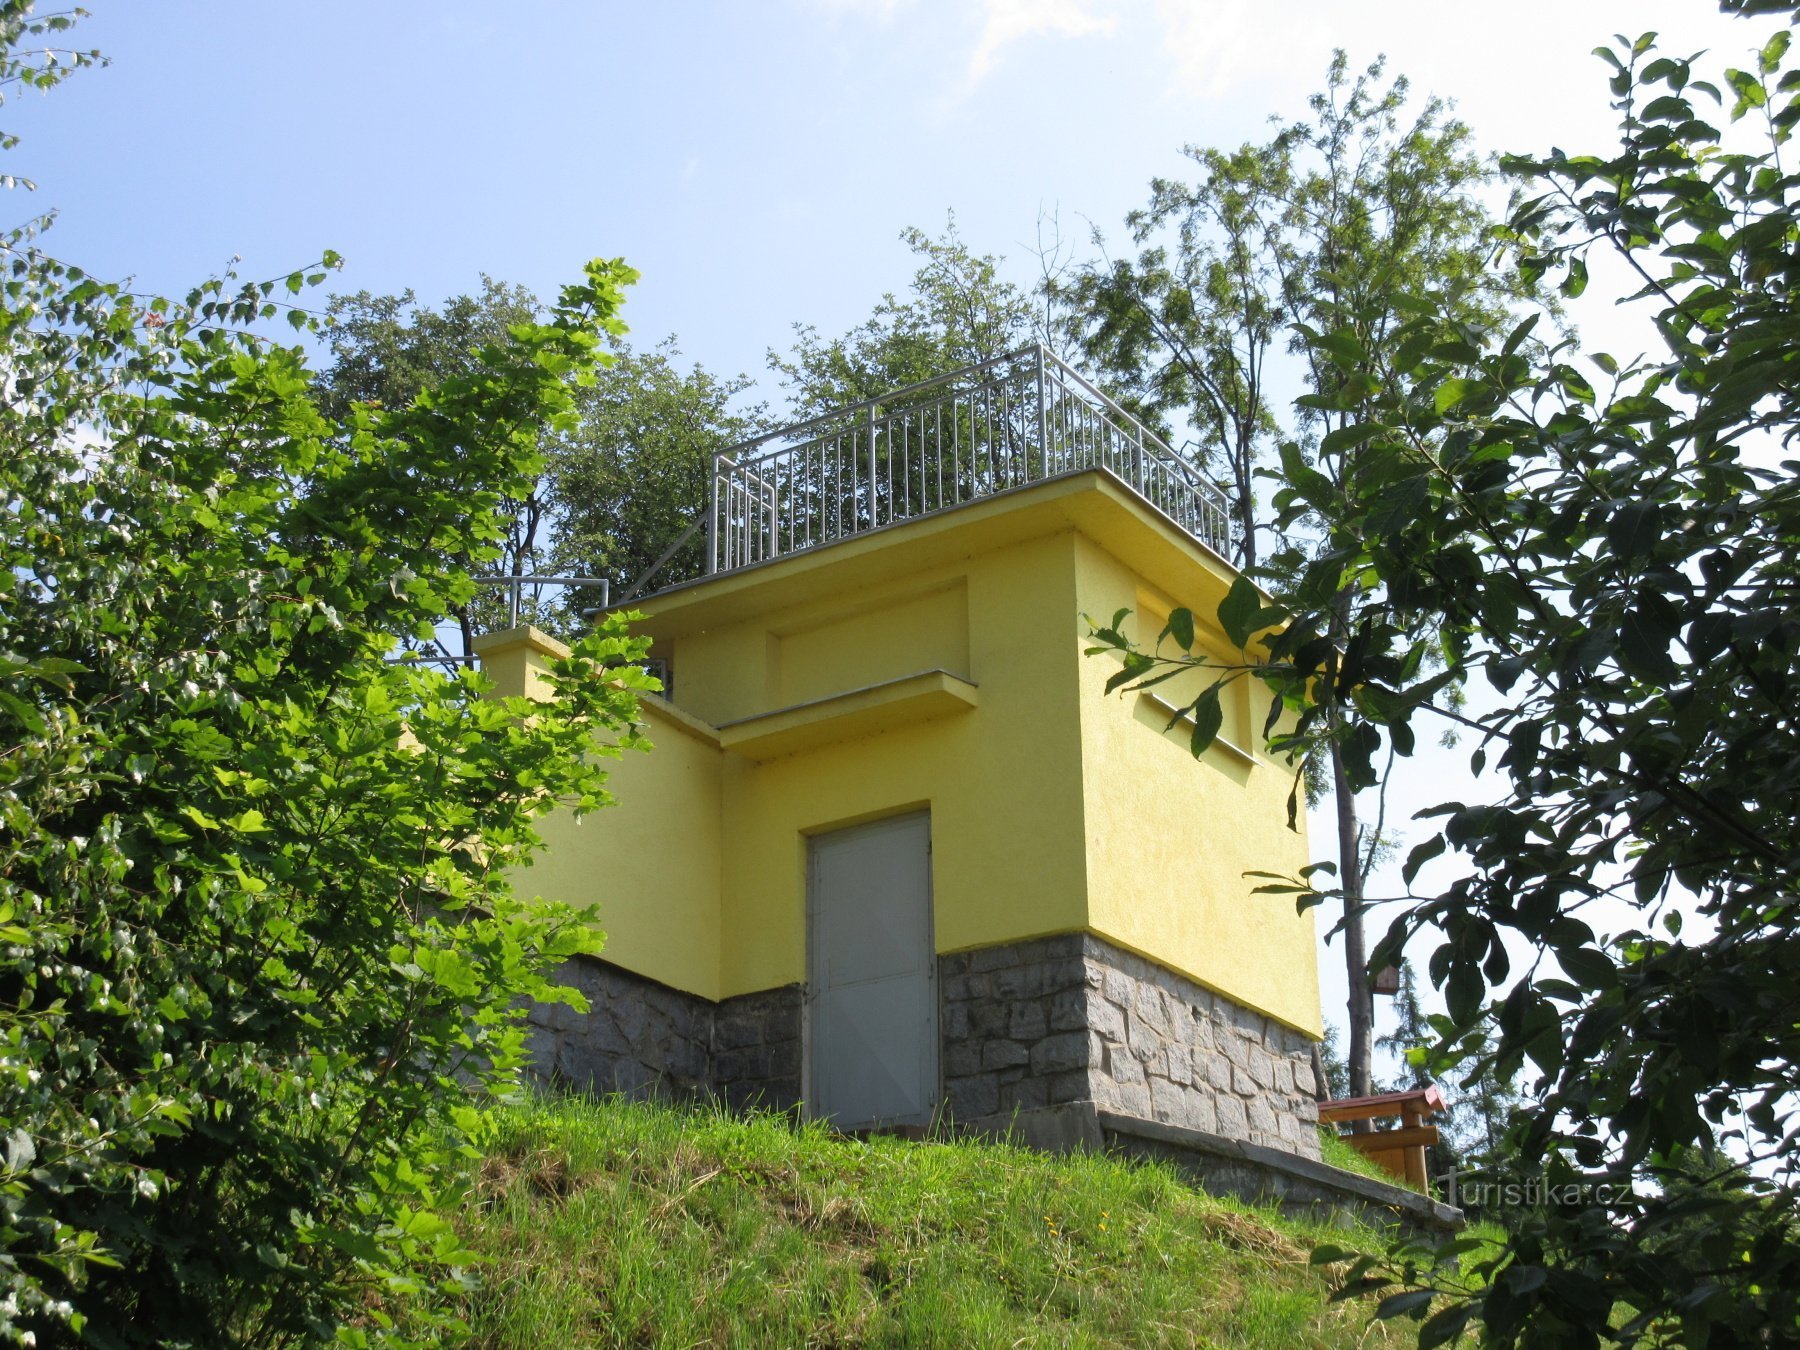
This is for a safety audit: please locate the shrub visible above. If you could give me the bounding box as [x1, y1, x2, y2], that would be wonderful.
[0, 15, 651, 1338]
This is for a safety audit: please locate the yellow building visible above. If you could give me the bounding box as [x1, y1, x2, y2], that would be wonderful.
[486, 348, 1324, 1160]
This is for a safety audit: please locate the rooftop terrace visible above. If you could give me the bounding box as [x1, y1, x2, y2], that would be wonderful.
[708, 345, 1232, 575]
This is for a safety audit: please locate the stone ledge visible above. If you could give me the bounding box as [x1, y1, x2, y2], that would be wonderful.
[951, 1102, 1460, 1235]
[1095, 1109, 1464, 1235]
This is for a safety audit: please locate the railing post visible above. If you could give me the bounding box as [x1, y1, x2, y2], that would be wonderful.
[764, 474, 777, 561]
[867, 402, 879, 529]
[706, 456, 721, 572]
[1035, 346, 1049, 481]
[709, 457, 723, 572]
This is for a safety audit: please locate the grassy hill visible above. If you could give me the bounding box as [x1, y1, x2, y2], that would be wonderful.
[416, 1093, 1429, 1348]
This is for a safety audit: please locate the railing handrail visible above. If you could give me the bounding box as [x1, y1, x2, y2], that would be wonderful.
[718, 344, 1035, 466]
[717, 345, 1219, 494]
[708, 345, 1233, 575]
[1038, 352, 1218, 498]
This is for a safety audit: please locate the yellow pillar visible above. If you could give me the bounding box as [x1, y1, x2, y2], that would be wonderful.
[471, 624, 571, 701]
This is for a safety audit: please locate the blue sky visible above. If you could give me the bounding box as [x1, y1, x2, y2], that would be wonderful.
[9, 0, 1780, 1063]
[9, 0, 1766, 389]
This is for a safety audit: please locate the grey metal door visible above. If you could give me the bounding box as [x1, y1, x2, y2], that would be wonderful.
[807, 812, 936, 1129]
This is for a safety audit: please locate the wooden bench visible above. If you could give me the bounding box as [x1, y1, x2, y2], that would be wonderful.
[1318, 1085, 1447, 1191]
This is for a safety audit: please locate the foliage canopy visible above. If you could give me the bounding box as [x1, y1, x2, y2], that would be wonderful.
[1250, 17, 1797, 1345]
[320, 290, 760, 626]
[0, 11, 652, 1340]
[1075, 52, 1529, 1104]
[770, 215, 1043, 422]
[1089, 9, 1800, 1341]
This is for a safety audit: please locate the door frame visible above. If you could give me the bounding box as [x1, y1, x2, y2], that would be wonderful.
[802, 809, 937, 1128]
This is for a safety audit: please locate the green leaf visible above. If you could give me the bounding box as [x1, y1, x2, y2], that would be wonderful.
[1104, 651, 1154, 695]
[1641, 94, 1692, 122]
[1521, 992, 1564, 1076]
[1504, 1264, 1548, 1295]
[4, 1128, 35, 1172]
[1761, 28, 1789, 75]
[1418, 1302, 1475, 1348]
[1402, 836, 1446, 886]
[1165, 607, 1195, 652]
[1218, 575, 1263, 649]
[1618, 602, 1681, 685]
[1725, 66, 1768, 120]
[1559, 946, 1615, 988]
[1606, 501, 1662, 562]
[1188, 685, 1225, 756]
[1320, 422, 1382, 456]
[1365, 475, 1429, 539]
[1434, 378, 1481, 415]
[1446, 963, 1484, 1026]
[1375, 1288, 1435, 1320]
[1685, 611, 1732, 662]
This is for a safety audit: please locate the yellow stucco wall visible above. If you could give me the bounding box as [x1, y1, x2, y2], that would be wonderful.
[492, 472, 1319, 1038]
[704, 529, 1089, 996]
[770, 580, 970, 709]
[1072, 532, 1322, 1037]
[524, 695, 724, 997]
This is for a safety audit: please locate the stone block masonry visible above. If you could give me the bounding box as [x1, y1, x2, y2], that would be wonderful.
[939, 934, 1321, 1160]
[525, 933, 1320, 1166]
[522, 956, 802, 1113]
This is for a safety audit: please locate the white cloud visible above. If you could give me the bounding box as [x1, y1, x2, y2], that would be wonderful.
[966, 0, 1118, 84]
[1151, 0, 1304, 102]
[800, 0, 1121, 103]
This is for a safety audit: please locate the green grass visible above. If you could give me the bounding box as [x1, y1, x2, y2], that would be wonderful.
[423, 1093, 1427, 1348]
[1316, 1126, 1420, 1190]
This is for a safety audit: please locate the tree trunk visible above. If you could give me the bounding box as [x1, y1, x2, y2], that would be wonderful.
[1332, 739, 1376, 1122]
[1233, 428, 1258, 571]
[457, 607, 476, 665]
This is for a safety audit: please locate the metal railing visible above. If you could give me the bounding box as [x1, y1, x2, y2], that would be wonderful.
[708, 345, 1231, 574]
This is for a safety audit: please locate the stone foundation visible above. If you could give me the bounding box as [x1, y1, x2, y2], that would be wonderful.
[939, 934, 1321, 1159]
[523, 956, 802, 1112]
[712, 984, 804, 1111]
[526, 934, 1321, 1166]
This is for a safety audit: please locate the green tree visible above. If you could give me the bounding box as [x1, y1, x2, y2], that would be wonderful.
[1316, 1022, 1353, 1101]
[1245, 13, 1800, 1342]
[737, 216, 1049, 576]
[1374, 960, 1433, 1092]
[322, 294, 759, 624]
[0, 12, 653, 1339]
[545, 336, 762, 599]
[1051, 141, 1290, 570]
[317, 277, 541, 421]
[1080, 54, 1521, 1108]
[1436, 1022, 1523, 1167]
[1376, 961, 1503, 1194]
[319, 278, 554, 654]
[770, 213, 1041, 419]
